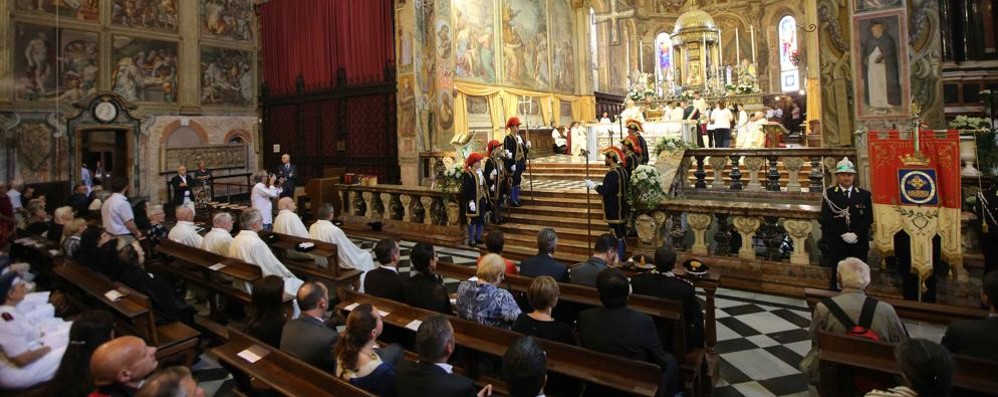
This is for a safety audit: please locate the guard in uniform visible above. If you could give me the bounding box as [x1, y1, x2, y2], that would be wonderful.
[484, 140, 510, 224]
[976, 185, 998, 276]
[503, 117, 530, 207]
[193, 160, 213, 214]
[462, 153, 488, 246]
[621, 136, 643, 175]
[819, 157, 873, 290]
[0, 272, 71, 389]
[586, 147, 630, 262]
[626, 119, 650, 165]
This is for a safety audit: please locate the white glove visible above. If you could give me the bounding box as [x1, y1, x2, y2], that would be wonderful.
[584, 179, 597, 189]
[469, 201, 477, 213]
[841, 232, 859, 244]
[505, 150, 512, 159]
[490, 169, 497, 178]
[512, 165, 517, 172]
[516, 136, 524, 144]
[526, 140, 532, 149]
[490, 185, 496, 192]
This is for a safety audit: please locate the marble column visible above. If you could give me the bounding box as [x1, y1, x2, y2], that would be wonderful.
[783, 219, 814, 265]
[686, 213, 712, 256]
[732, 216, 761, 260]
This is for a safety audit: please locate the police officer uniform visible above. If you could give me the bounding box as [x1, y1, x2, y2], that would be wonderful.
[0, 273, 70, 390]
[484, 140, 510, 224]
[586, 147, 630, 261]
[819, 157, 873, 289]
[626, 119, 650, 165]
[462, 153, 489, 246]
[503, 117, 530, 207]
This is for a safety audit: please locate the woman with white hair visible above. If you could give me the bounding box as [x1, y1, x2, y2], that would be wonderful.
[455, 253, 521, 330]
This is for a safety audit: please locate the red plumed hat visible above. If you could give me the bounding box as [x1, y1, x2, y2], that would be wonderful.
[486, 140, 503, 153]
[506, 116, 522, 129]
[600, 146, 626, 166]
[465, 152, 484, 170]
[626, 119, 644, 132]
[622, 135, 642, 154]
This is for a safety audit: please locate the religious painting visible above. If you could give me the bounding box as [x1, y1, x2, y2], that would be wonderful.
[549, 0, 576, 93]
[501, 0, 549, 89]
[201, 0, 254, 41]
[111, 0, 179, 32]
[453, 0, 496, 83]
[854, 0, 902, 13]
[14, 24, 99, 102]
[15, 0, 99, 22]
[397, 75, 417, 138]
[111, 36, 179, 103]
[852, 10, 909, 120]
[397, 4, 414, 74]
[200, 47, 254, 107]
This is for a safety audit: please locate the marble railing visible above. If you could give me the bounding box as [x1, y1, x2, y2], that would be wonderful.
[648, 198, 822, 266]
[676, 148, 856, 200]
[336, 184, 464, 227]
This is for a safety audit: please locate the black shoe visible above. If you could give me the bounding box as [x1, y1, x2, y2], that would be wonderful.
[511, 201, 522, 207]
[469, 240, 478, 247]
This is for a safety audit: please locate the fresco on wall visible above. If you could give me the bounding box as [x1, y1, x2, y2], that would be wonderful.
[397, 4, 414, 74]
[111, 0, 179, 32]
[111, 36, 179, 103]
[398, 75, 417, 138]
[201, 0, 254, 41]
[200, 47, 254, 106]
[854, 0, 902, 13]
[453, 0, 496, 83]
[501, 0, 548, 89]
[15, 0, 99, 22]
[14, 24, 98, 102]
[852, 11, 909, 120]
[549, 0, 575, 93]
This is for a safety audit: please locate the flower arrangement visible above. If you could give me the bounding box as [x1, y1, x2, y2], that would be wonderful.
[628, 165, 667, 213]
[949, 115, 992, 133]
[653, 137, 697, 156]
[628, 89, 657, 102]
[952, 115, 998, 176]
[725, 83, 760, 95]
[436, 162, 464, 194]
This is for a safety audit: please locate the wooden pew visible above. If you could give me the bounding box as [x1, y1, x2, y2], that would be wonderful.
[213, 327, 376, 397]
[435, 261, 709, 396]
[804, 288, 989, 325]
[817, 331, 998, 396]
[154, 238, 263, 311]
[337, 290, 663, 397]
[257, 230, 362, 297]
[53, 260, 201, 365]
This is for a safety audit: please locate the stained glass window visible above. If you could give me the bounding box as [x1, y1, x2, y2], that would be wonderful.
[779, 15, 799, 92]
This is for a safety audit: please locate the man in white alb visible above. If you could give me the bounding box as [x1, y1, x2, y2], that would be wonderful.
[250, 172, 282, 231]
[273, 197, 312, 260]
[308, 203, 376, 272]
[201, 212, 234, 256]
[167, 207, 202, 248]
[229, 209, 303, 316]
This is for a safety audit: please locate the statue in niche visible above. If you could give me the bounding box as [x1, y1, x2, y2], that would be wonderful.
[737, 58, 757, 87]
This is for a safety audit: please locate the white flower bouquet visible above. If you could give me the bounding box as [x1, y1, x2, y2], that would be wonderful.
[436, 162, 465, 194]
[628, 165, 666, 212]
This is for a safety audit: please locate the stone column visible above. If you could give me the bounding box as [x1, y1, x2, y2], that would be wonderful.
[400, 194, 413, 222]
[783, 219, 814, 265]
[744, 157, 766, 191]
[380, 193, 393, 220]
[783, 157, 805, 192]
[708, 156, 728, 190]
[420, 196, 434, 225]
[686, 213, 712, 256]
[362, 192, 376, 220]
[732, 216, 761, 260]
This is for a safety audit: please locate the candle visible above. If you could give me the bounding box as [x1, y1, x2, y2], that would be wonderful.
[703, 33, 708, 91]
[750, 25, 757, 64]
[639, 39, 644, 74]
[736, 27, 740, 64]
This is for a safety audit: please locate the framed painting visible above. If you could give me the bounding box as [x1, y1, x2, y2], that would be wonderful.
[200, 46, 255, 107]
[851, 9, 909, 120]
[500, 0, 549, 90]
[14, 24, 99, 102]
[453, 0, 497, 83]
[111, 36, 179, 103]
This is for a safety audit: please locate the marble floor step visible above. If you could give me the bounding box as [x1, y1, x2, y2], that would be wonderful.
[512, 205, 604, 219]
[507, 214, 594, 228]
[518, 196, 601, 208]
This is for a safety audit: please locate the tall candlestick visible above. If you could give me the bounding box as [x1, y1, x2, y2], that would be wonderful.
[750, 25, 757, 64]
[639, 40, 644, 74]
[718, 29, 723, 88]
[735, 27, 740, 64]
[703, 33, 708, 91]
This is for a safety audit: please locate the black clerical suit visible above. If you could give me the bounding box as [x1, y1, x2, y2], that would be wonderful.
[277, 162, 297, 198]
[819, 185, 873, 289]
[169, 173, 193, 207]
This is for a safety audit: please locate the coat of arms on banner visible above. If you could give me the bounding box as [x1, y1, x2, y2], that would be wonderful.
[17, 123, 52, 171]
[898, 169, 937, 206]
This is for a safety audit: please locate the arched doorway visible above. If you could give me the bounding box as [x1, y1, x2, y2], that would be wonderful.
[66, 93, 143, 195]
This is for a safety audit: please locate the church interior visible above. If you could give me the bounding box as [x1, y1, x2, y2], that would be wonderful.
[1, 0, 998, 396]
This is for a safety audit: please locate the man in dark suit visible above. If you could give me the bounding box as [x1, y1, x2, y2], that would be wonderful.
[402, 242, 453, 314]
[280, 281, 338, 373]
[518, 228, 568, 281]
[579, 268, 679, 397]
[365, 238, 405, 301]
[397, 315, 491, 397]
[941, 271, 998, 362]
[276, 153, 297, 198]
[819, 157, 873, 290]
[631, 247, 705, 351]
[569, 234, 617, 287]
[169, 165, 193, 209]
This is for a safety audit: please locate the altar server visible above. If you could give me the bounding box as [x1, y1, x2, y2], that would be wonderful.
[167, 206, 203, 248]
[585, 147, 630, 261]
[308, 203, 376, 272]
[0, 273, 71, 389]
[462, 152, 488, 247]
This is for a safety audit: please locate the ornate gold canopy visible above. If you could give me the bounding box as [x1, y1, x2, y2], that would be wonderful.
[671, 9, 719, 44]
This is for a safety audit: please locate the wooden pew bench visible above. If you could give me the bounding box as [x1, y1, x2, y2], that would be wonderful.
[337, 290, 663, 397]
[817, 331, 998, 397]
[213, 327, 376, 397]
[435, 262, 710, 397]
[53, 260, 200, 365]
[258, 230, 362, 298]
[804, 288, 989, 325]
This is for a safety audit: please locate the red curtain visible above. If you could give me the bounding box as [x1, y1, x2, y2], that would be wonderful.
[261, 0, 394, 95]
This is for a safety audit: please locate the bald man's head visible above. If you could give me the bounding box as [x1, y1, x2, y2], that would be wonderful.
[175, 206, 194, 222]
[90, 336, 159, 389]
[277, 197, 296, 212]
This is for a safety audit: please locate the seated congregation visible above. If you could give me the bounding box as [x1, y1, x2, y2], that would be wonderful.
[1, 178, 997, 397]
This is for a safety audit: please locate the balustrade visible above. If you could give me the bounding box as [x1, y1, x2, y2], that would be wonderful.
[336, 185, 463, 229]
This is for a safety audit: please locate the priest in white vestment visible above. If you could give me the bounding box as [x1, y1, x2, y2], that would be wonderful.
[229, 209, 303, 317]
[619, 99, 646, 123]
[736, 112, 767, 149]
[250, 172, 282, 231]
[569, 122, 587, 157]
[167, 207, 203, 248]
[308, 203, 375, 272]
[273, 197, 313, 260]
[202, 212, 234, 256]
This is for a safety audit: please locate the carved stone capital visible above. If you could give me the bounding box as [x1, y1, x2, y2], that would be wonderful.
[686, 213, 713, 256]
[361, 192, 376, 220]
[420, 196, 435, 225]
[708, 156, 729, 189]
[732, 216, 762, 260]
[400, 194, 413, 222]
[783, 218, 814, 265]
[783, 157, 806, 192]
[743, 156, 766, 191]
[380, 193, 393, 220]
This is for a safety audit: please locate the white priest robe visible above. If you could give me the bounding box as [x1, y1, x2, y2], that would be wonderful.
[201, 228, 233, 256]
[274, 209, 313, 260]
[736, 119, 767, 149]
[167, 221, 203, 248]
[0, 292, 71, 389]
[308, 220, 376, 272]
[229, 230, 304, 297]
